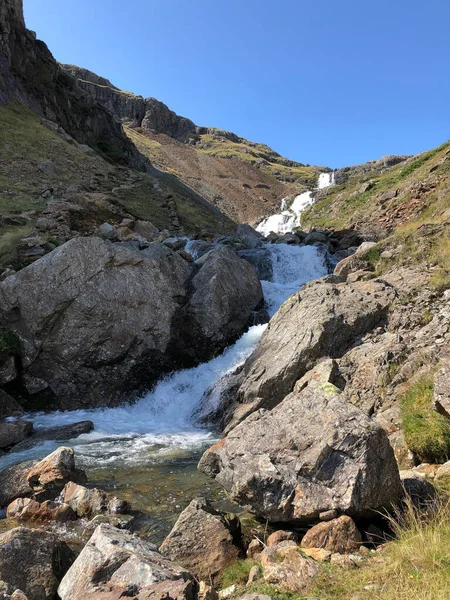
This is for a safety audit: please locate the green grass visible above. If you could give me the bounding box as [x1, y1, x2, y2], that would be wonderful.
[218, 559, 259, 589]
[401, 377, 450, 463]
[361, 245, 381, 267]
[0, 226, 32, 269]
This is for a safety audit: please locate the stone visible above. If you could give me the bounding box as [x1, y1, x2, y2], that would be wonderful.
[330, 553, 363, 568]
[246, 565, 262, 586]
[266, 530, 297, 547]
[300, 547, 331, 562]
[38, 160, 56, 177]
[247, 538, 264, 559]
[6, 497, 76, 522]
[433, 363, 450, 419]
[177, 246, 263, 359]
[10, 421, 94, 453]
[58, 524, 195, 600]
[199, 581, 219, 600]
[319, 510, 338, 521]
[238, 249, 273, 280]
[0, 527, 74, 600]
[0, 421, 32, 449]
[333, 242, 378, 280]
[82, 513, 134, 536]
[0, 356, 17, 386]
[0, 390, 22, 419]
[218, 585, 236, 599]
[96, 222, 118, 240]
[0, 461, 35, 508]
[62, 481, 129, 518]
[300, 516, 362, 554]
[199, 380, 401, 523]
[435, 461, 450, 481]
[400, 471, 437, 505]
[227, 278, 397, 429]
[160, 497, 243, 581]
[261, 545, 319, 592]
[163, 237, 187, 251]
[26, 447, 87, 502]
[304, 231, 329, 245]
[133, 220, 159, 240]
[140, 241, 175, 260]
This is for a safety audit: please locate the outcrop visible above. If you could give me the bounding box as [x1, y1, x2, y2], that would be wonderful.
[199, 378, 401, 523]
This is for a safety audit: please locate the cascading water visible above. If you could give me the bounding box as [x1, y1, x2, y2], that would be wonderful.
[256, 170, 335, 236]
[0, 242, 328, 536]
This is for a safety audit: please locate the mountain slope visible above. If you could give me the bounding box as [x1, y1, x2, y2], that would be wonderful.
[62, 64, 329, 223]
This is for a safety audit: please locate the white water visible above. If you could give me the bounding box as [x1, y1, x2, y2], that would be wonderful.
[0, 244, 327, 471]
[256, 171, 335, 236]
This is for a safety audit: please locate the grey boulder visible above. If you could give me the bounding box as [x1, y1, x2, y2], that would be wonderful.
[58, 524, 195, 600]
[199, 380, 401, 523]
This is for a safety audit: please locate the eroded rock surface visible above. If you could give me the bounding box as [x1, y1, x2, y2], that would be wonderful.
[199, 381, 401, 523]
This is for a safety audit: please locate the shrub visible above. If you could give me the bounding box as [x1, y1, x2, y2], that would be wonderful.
[401, 377, 450, 463]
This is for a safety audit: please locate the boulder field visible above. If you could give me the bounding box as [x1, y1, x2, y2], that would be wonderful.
[0, 236, 262, 409]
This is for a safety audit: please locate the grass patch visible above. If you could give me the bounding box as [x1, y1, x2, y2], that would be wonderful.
[0, 226, 32, 269]
[218, 559, 259, 589]
[362, 245, 381, 267]
[401, 376, 450, 463]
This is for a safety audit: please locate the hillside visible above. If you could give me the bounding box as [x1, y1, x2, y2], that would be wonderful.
[62, 64, 329, 223]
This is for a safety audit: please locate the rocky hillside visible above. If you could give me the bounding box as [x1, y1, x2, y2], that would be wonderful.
[63, 64, 329, 223]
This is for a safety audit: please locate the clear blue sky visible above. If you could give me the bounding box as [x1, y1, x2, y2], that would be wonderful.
[24, 0, 449, 168]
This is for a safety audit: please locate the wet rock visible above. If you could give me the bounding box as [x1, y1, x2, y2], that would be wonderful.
[62, 481, 129, 518]
[58, 524, 195, 600]
[0, 527, 74, 600]
[160, 497, 243, 581]
[303, 231, 329, 245]
[6, 497, 76, 522]
[261, 545, 319, 592]
[266, 530, 298, 547]
[301, 516, 362, 554]
[229, 278, 396, 428]
[178, 246, 263, 359]
[334, 242, 378, 280]
[26, 447, 87, 502]
[0, 421, 33, 449]
[194, 366, 244, 428]
[10, 421, 94, 453]
[238, 249, 273, 280]
[199, 380, 401, 523]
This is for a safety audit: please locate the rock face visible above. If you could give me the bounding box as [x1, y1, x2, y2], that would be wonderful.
[300, 516, 362, 554]
[0, 238, 262, 409]
[433, 362, 450, 419]
[62, 64, 198, 141]
[0, 1, 140, 166]
[177, 247, 263, 359]
[199, 381, 401, 523]
[160, 498, 243, 581]
[226, 277, 396, 429]
[0, 527, 73, 600]
[58, 524, 195, 600]
[0, 420, 32, 449]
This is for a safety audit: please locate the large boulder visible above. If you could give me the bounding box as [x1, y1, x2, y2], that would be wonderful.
[0, 237, 192, 409]
[9, 421, 93, 453]
[0, 238, 262, 409]
[58, 524, 195, 600]
[0, 461, 35, 508]
[0, 421, 32, 450]
[160, 498, 243, 581]
[176, 246, 263, 360]
[0, 527, 74, 600]
[227, 277, 396, 429]
[6, 497, 76, 523]
[333, 242, 378, 280]
[199, 380, 401, 523]
[260, 545, 319, 592]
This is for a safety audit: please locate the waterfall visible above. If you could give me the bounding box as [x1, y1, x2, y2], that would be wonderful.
[256, 170, 335, 235]
[0, 243, 327, 471]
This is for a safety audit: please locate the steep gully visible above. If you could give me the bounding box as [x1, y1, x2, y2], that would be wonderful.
[0, 178, 333, 537]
